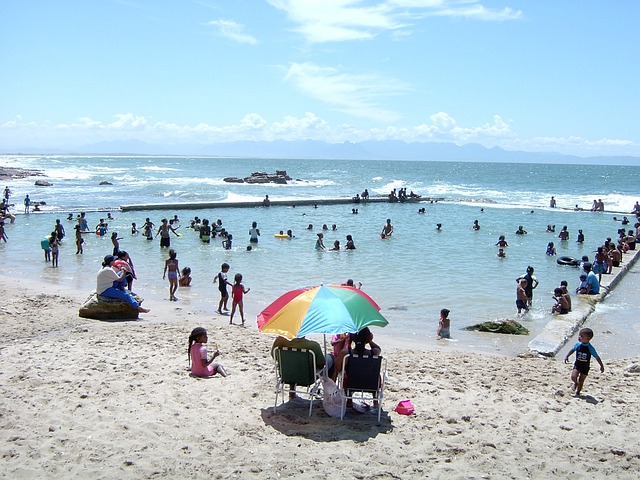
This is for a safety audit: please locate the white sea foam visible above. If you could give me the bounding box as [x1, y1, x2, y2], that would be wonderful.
[140, 166, 180, 172]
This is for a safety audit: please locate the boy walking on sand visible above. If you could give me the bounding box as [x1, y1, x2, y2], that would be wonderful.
[564, 328, 605, 396]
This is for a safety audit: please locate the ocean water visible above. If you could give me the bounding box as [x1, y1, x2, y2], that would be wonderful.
[2, 155, 639, 355]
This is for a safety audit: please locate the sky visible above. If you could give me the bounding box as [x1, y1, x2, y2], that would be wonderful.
[1, 0, 639, 158]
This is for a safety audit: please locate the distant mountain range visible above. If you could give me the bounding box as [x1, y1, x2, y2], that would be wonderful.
[3, 139, 639, 165]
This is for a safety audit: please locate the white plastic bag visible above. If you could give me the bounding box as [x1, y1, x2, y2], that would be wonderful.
[321, 376, 346, 418]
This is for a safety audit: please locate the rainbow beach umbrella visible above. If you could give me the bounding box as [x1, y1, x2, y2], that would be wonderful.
[257, 285, 389, 339]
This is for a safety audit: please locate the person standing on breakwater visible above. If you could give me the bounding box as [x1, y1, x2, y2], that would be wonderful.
[157, 218, 179, 248]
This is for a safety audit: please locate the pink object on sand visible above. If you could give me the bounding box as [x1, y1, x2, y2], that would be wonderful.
[395, 399, 415, 415]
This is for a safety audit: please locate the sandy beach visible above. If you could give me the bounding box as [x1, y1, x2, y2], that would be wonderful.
[1, 274, 638, 480]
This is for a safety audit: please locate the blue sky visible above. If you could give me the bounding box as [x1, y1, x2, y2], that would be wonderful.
[1, 0, 639, 157]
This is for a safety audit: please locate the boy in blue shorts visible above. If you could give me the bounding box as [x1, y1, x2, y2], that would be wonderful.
[564, 328, 605, 396]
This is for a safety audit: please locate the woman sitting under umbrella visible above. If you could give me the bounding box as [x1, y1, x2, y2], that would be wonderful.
[331, 327, 381, 381]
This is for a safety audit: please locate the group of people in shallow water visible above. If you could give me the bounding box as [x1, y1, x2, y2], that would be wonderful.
[511, 213, 640, 316]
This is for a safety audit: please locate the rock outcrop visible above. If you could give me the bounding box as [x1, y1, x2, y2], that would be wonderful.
[466, 319, 530, 335]
[35, 180, 53, 187]
[78, 292, 143, 320]
[223, 170, 292, 184]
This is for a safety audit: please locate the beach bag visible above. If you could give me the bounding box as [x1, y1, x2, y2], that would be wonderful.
[321, 376, 346, 418]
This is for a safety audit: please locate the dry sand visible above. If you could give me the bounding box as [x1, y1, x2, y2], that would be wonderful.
[1, 275, 639, 479]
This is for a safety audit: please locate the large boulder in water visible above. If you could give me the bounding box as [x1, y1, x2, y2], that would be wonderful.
[465, 319, 530, 335]
[78, 292, 143, 320]
[35, 180, 53, 187]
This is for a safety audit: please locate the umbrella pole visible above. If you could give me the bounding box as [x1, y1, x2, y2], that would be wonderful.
[323, 334, 329, 377]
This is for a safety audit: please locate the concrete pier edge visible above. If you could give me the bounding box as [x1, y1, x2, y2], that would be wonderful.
[119, 196, 439, 211]
[528, 247, 640, 357]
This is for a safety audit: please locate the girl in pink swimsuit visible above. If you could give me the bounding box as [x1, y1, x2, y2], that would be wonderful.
[188, 327, 227, 378]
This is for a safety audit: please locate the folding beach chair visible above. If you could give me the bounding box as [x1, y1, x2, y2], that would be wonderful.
[273, 347, 322, 416]
[338, 353, 386, 421]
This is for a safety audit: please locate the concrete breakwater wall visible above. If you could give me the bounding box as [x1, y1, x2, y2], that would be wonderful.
[120, 196, 441, 212]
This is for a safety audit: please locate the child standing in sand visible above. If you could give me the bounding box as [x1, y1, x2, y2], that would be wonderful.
[516, 279, 529, 315]
[564, 328, 605, 396]
[214, 263, 232, 314]
[188, 327, 227, 378]
[162, 249, 180, 301]
[229, 273, 250, 326]
[437, 308, 451, 339]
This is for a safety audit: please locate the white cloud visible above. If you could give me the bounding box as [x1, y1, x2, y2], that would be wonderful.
[285, 62, 406, 122]
[268, 0, 522, 43]
[206, 19, 257, 44]
[1, 112, 637, 156]
[268, 0, 400, 43]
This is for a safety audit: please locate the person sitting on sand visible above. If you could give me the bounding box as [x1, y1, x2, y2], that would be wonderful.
[272, 336, 327, 398]
[97, 255, 149, 313]
[188, 327, 227, 378]
[333, 328, 382, 408]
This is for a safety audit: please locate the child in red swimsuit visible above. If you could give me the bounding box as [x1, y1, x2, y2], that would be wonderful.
[229, 273, 250, 326]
